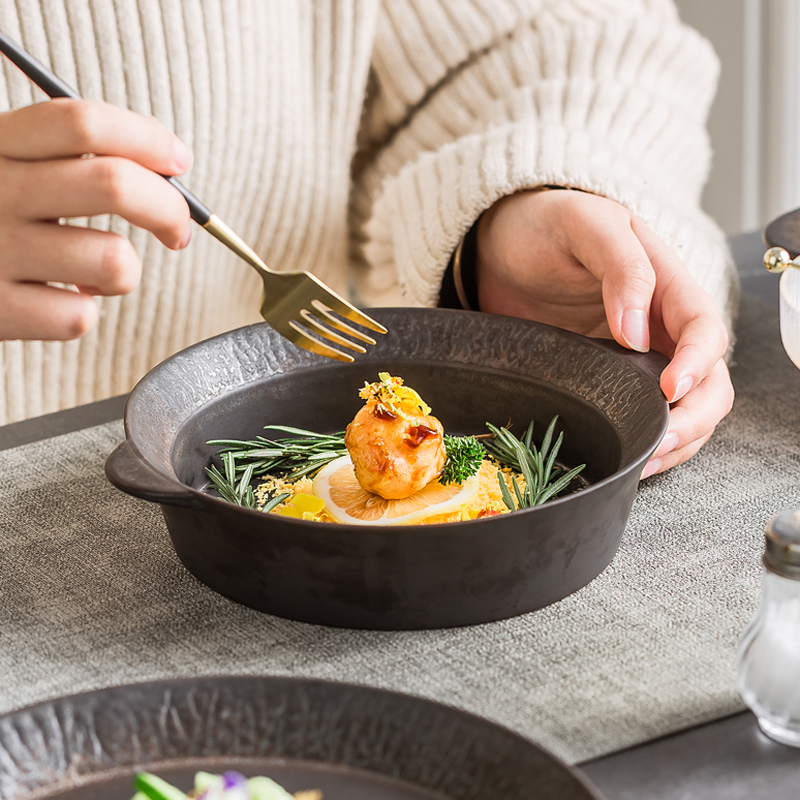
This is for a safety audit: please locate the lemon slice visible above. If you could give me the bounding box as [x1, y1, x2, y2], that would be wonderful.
[312, 455, 480, 526]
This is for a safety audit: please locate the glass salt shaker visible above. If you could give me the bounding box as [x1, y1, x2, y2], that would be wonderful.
[737, 508, 800, 746]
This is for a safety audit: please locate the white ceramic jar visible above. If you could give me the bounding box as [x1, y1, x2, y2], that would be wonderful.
[780, 267, 800, 369]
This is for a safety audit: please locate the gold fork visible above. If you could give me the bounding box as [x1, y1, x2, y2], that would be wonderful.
[203, 216, 386, 361]
[0, 30, 387, 362]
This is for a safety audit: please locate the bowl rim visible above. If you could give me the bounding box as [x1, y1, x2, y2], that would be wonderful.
[117, 309, 670, 532]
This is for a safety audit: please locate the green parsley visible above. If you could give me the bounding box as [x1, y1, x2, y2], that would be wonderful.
[440, 435, 485, 485]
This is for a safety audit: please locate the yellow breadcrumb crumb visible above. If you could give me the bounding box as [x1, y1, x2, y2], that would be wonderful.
[420, 458, 522, 524]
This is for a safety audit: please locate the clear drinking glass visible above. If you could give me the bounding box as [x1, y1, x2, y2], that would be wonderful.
[737, 509, 800, 747]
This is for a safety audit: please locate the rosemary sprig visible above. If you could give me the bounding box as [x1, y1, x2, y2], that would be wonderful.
[207, 426, 348, 481]
[440, 435, 485, 485]
[261, 491, 292, 513]
[204, 448, 292, 511]
[485, 418, 585, 509]
[204, 425, 345, 509]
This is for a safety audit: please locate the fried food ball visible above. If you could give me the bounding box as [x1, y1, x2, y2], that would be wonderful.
[344, 373, 446, 500]
[345, 404, 446, 500]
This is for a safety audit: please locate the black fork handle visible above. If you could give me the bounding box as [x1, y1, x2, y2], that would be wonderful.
[0, 29, 212, 226]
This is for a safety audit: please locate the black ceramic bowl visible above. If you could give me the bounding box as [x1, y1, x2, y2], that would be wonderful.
[106, 309, 668, 630]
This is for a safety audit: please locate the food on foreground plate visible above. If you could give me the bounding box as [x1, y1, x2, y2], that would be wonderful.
[132, 770, 321, 800]
[132, 771, 322, 800]
[205, 373, 585, 525]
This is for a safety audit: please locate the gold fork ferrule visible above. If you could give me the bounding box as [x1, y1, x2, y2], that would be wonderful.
[204, 214, 269, 273]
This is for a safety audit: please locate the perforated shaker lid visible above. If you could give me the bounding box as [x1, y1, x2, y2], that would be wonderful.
[765, 509, 800, 579]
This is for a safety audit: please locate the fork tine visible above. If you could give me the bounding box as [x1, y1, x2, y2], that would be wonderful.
[287, 321, 355, 362]
[299, 310, 367, 353]
[305, 274, 388, 334]
[309, 300, 377, 344]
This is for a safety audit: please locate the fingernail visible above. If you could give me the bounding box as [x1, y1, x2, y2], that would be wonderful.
[670, 376, 693, 403]
[641, 458, 661, 480]
[173, 137, 193, 172]
[621, 310, 649, 353]
[654, 432, 678, 458]
[179, 226, 192, 249]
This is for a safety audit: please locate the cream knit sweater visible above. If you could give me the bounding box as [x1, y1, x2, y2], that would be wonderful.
[0, 0, 736, 425]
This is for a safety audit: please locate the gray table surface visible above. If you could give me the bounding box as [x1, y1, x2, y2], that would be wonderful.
[1, 231, 798, 799]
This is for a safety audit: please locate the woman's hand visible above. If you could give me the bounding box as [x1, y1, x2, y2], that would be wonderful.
[0, 99, 193, 341]
[476, 189, 734, 477]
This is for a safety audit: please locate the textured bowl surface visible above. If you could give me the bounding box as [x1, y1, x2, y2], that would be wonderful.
[106, 309, 669, 629]
[0, 677, 605, 800]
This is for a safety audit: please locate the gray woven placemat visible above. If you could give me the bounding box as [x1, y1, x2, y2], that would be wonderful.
[1, 297, 798, 765]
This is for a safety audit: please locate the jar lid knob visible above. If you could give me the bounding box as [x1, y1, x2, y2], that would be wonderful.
[765, 509, 800, 578]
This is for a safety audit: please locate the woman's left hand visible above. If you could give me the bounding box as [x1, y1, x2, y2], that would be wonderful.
[475, 188, 734, 478]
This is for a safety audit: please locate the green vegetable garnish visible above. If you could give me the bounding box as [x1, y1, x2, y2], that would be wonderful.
[247, 776, 296, 800]
[208, 427, 348, 481]
[484, 417, 586, 509]
[205, 427, 348, 508]
[133, 772, 187, 800]
[193, 772, 220, 793]
[440, 435, 484, 485]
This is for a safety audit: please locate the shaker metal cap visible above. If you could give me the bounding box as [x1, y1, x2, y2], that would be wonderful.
[764, 509, 800, 579]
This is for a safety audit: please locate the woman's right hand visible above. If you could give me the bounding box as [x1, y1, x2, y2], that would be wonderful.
[0, 98, 193, 341]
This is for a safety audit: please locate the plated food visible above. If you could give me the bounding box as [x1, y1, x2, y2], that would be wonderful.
[132, 771, 319, 800]
[204, 373, 585, 525]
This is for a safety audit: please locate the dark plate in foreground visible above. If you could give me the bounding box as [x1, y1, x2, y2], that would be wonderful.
[0, 676, 604, 800]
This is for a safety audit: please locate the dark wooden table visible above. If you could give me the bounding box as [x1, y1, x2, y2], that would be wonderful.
[1, 232, 798, 798]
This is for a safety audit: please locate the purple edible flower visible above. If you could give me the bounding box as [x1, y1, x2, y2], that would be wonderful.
[198, 772, 250, 800]
[221, 772, 250, 800]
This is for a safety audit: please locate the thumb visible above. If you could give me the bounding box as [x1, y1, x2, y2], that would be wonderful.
[574, 221, 656, 352]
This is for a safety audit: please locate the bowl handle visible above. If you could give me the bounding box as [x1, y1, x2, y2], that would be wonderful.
[591, 338, 670, 387]
[105, 440, 202, 509]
